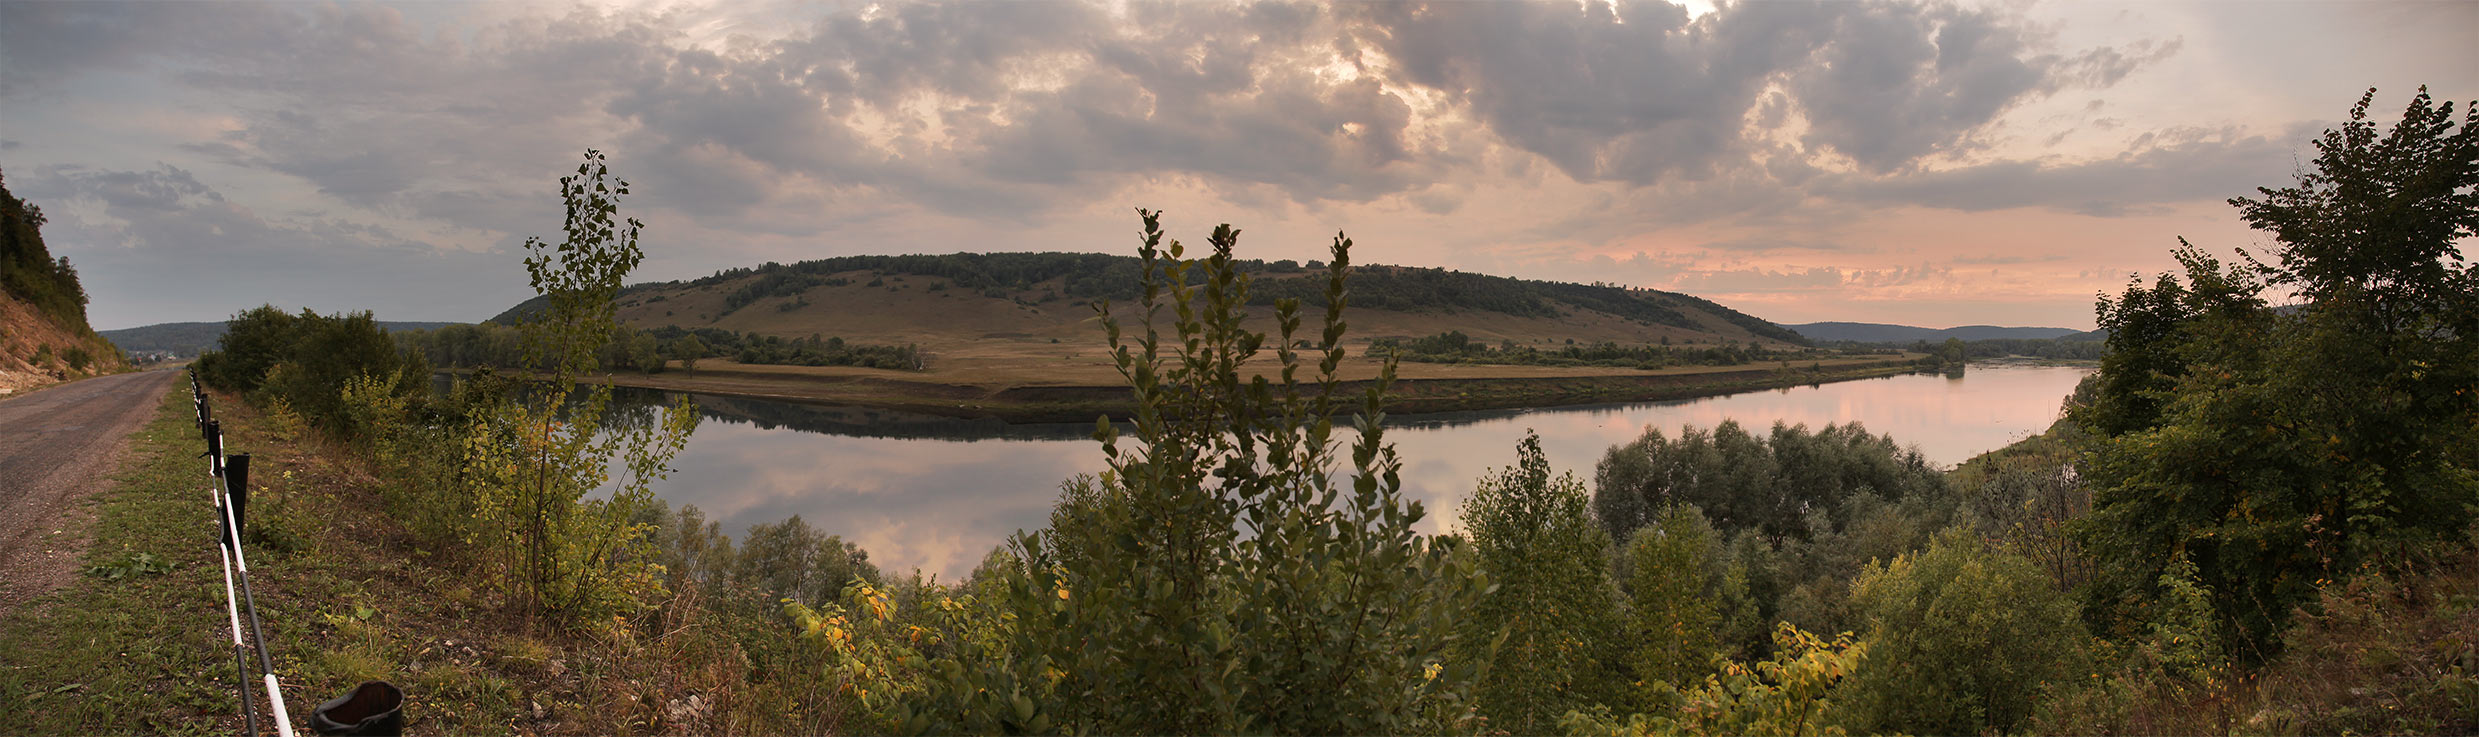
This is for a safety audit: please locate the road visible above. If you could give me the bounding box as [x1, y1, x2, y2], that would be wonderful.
[0, 369, 178, 617]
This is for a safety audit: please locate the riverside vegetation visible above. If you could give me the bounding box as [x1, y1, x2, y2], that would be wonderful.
[7, 87, 2474, 734]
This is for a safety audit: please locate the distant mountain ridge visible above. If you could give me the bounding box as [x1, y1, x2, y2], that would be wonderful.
[1781, 321, 2095, 344]
[104, 320, 465, 357]
[489, 252, 1817, 349]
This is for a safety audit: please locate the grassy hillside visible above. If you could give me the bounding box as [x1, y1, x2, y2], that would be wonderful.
[491, 253, 1812, 350]
[0, 169, 125, 394]
[102, 319, 463, 357]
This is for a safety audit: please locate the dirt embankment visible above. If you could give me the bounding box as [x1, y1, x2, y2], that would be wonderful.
[0, 294, 127, 397]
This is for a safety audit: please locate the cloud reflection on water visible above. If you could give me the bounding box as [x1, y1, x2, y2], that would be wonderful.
[647, 365, 2091, 580]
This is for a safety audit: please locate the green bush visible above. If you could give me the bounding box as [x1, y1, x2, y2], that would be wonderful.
[897, 211, 1488, 734]
[2075, 88, 2479, 654]
[1458, 431, 1627, 732]
[197, 306, 428, 432]
[1622, 506, 1725, 706]
[457, 150, 700, 627]
[1594, 421, 1948, 543]
[1841, 531, 2091, 734]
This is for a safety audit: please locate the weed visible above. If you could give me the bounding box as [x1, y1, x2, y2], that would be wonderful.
[82, 550, 176, 580]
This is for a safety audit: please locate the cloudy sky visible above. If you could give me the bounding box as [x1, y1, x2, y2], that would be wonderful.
[2, 0, 2471, 331]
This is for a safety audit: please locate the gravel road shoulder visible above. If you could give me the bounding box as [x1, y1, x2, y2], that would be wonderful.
[0, 370, 178, 618]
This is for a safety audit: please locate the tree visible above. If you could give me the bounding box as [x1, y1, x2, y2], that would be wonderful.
[1593, 422, 1946, 544]
[1561, 624, 1867, 737]
[461, 150, 699, 626]
[2076, 88, 2479, 653]
[0, 170, 95, 332]
[1841, 531, 2090, 735]
[1458, 431, 1626, 733]
[899, 211, 1487, 734]
[668, 334, 708, 372]
[197, 305, 427, 431]
[627, 330, 662, 374]
[1622, 505, 1724, 705]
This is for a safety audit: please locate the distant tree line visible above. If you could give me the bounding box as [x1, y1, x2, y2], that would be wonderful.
[1814, 335, 2108, 361]
[195, 305, 431, 431]
[1374, 329, 1845, 369]
[399, 322, 923, 373]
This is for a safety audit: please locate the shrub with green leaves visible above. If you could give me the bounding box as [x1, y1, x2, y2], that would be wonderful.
[460, 150, 699, 627]
[1622, 505, 1725, 706]
[1593, 421, 1946, 543]
[1841, 530, 2090, 735]
[898, 211, 1488, 735]
[198, 305, 429, 431]
[1458, 431, 1627, 733]
[1562, 623, 1867, 737]
[2075, 88, 2479, 653]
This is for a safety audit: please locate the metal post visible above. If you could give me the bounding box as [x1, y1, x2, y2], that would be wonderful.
[225, 454, 249, 548]
[204, 419, 224, 481]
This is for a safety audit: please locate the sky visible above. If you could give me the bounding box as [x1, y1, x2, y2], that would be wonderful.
[2, 0, 2471, 332]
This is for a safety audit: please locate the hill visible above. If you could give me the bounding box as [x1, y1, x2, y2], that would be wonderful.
[1781, 321, 2086, 343]
[491, 252, 1813, 350]
[102, 319, 463, 358]
[1, 170, 126, 395]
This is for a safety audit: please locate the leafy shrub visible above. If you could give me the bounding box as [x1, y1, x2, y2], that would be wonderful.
[1458, 431, 1627, 732]
[1594, 421, 1948, 543]
[458, 150, 700, 627]
[2075, 89, 2479, 654]
[897, 211, 1488, 734]
[198, 305, 429, 432]
[1562, 623, 1867, 737]
[1623, 505, 1725, 705]
[1840, 531, 2090, 735]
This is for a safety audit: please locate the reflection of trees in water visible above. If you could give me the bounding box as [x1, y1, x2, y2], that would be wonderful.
[439, 369, 2028, 443]
[602, 385, 1101, 441]
[593, 384, 1713, 440]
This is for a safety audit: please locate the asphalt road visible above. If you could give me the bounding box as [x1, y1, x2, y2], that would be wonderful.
[0, 369, 178, 616]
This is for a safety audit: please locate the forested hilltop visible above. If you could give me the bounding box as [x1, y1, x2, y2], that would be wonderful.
[0, 169, 125, 393]
[488, 251, 1811, 348]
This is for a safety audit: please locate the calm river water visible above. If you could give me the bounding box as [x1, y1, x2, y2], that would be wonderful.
[596, 363, 2090, 581]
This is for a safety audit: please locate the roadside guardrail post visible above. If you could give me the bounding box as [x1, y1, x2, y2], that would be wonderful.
[205, 419, 223, 479]
[224, 453, 249, 547]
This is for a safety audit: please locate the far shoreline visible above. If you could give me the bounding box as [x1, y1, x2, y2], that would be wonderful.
[446, 355, 1949, 424]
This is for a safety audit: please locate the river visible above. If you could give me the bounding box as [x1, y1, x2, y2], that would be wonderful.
[555, 362, 2093, 581]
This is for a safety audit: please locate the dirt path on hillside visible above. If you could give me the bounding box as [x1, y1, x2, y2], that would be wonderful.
[0, 369, 176, 619]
